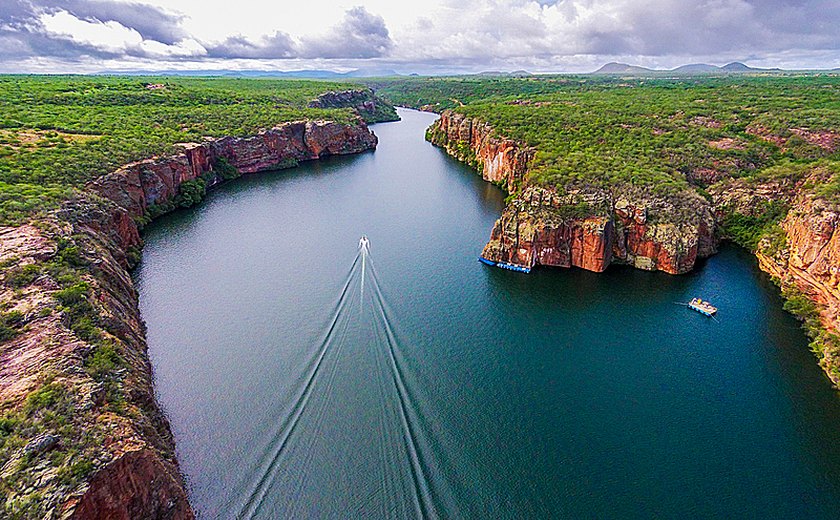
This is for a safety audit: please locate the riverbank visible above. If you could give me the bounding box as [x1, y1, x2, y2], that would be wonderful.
[427, 109, 840, 387]
[0, 118, 377, 518]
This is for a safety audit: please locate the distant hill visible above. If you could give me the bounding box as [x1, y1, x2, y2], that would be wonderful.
[671, 63, 720, 73]
[593, 62, 654, 74]
[592, 61, 782, 75]
[720, 62, 752, 72]
[476, 70, 533, 77]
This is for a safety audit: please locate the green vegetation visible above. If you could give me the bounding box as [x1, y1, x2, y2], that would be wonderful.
[0, 375, 94, 517]
[720, 200, 790, 251]
[0, 76, 381, 225]
[213, 157, 240, 181]
[370, 75, 581, 111]
[0, 310, 25, 341]
[381, 74, 840, 253]
[379, 74, 840, 193]
[779, 283, 840, 382]
[0, 229, 132, 515]
[455, 78, 831, 190]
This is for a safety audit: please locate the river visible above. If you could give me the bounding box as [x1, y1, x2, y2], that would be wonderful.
[135, 108, 840, 519]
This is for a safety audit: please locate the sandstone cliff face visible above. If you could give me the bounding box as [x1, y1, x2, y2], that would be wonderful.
[0, 119, 378, 518]
[89, 120, 378, 222]
[428, 111, 533, 193]
[479, 188, 614, 272]
[743, 172, 840, 385]
[429, 111, 716, 274]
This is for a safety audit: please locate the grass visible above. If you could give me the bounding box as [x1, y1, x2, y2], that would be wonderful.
[0, 76, 388, 225]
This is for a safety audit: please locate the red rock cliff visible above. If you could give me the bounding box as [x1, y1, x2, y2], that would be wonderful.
[428, 111, 533, 192]
[749, 172, 840, 385]
[89, 119, 377, 223]
[0, 119, 377, 518]
[429, 111, 716, 274]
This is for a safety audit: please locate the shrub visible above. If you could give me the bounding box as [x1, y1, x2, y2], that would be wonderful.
[0, 310, 25, 342]
[174, 178, 206, 208]
[720, 200, 789, 251]
[54, 282, 89, 307]
[6, 264, 41, 288]
[84, 342, 123, 380]
[213, 157, 240, 180]
[24, 382, 65, 414]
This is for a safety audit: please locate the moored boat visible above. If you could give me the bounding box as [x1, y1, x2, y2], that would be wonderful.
[688, 297, 717, 316]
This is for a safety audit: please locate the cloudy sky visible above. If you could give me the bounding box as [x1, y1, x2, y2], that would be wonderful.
[2, 0, 839, 74]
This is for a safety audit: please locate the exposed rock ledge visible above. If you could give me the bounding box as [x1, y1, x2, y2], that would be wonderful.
[428, 111, 716, 274]
[0, 119, 377, 518]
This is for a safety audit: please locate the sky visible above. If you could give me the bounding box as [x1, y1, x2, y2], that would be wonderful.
[1, 0, 839, 74]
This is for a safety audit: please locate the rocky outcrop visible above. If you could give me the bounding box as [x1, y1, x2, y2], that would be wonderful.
[478, 185, 715, 274]
[0, 119, 378, 518]
[70, 449, 191, 520]
[757, 199, 840, 329]
[747, 124, 840, 153]
[429, 111, 716, 274]
[481, 191, 614, 272]
[308, 89, 399, 123]
[89, 120, 378, 223]
[427, 111, 533, 193]
[735, 169, 840, 385]
[0, 218, 191, 520]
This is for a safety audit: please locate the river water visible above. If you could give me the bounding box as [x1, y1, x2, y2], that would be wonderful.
[135, 109, 840, 519]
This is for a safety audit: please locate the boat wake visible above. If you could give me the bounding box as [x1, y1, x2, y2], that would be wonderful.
[227, 238, 459, 519]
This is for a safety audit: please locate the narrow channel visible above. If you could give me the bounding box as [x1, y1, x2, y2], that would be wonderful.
[135, 109, 840, 518]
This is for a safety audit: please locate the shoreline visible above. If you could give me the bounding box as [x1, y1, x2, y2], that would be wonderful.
[427, 109, 840, 388]
[0, 118, 378, 518]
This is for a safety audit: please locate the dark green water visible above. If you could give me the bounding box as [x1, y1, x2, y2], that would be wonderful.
[136, 109, 840, 519]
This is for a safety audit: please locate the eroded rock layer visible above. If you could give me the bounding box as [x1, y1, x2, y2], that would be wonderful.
[427, 111, 533, 193]
[429, 111, 716, 274]
[89, 120, 378, 222]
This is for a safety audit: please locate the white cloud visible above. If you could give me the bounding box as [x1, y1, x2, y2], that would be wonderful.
[39, 9, 205, 57]
[40, 10, 142, 54]
[2, 0, 839, 72]
[139, 37, 205, 58]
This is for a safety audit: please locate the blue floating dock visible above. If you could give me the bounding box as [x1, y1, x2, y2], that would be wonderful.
[478, 257, 532, 273]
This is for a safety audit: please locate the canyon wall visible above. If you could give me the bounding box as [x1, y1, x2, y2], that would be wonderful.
[89, 120, 377, 223]
[0, 119, 378, 518]
[757, 200, 840, 386]
[429, 111, 716, 274]
[427, 111, 532, 193]
[730, 171, 840, 386]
